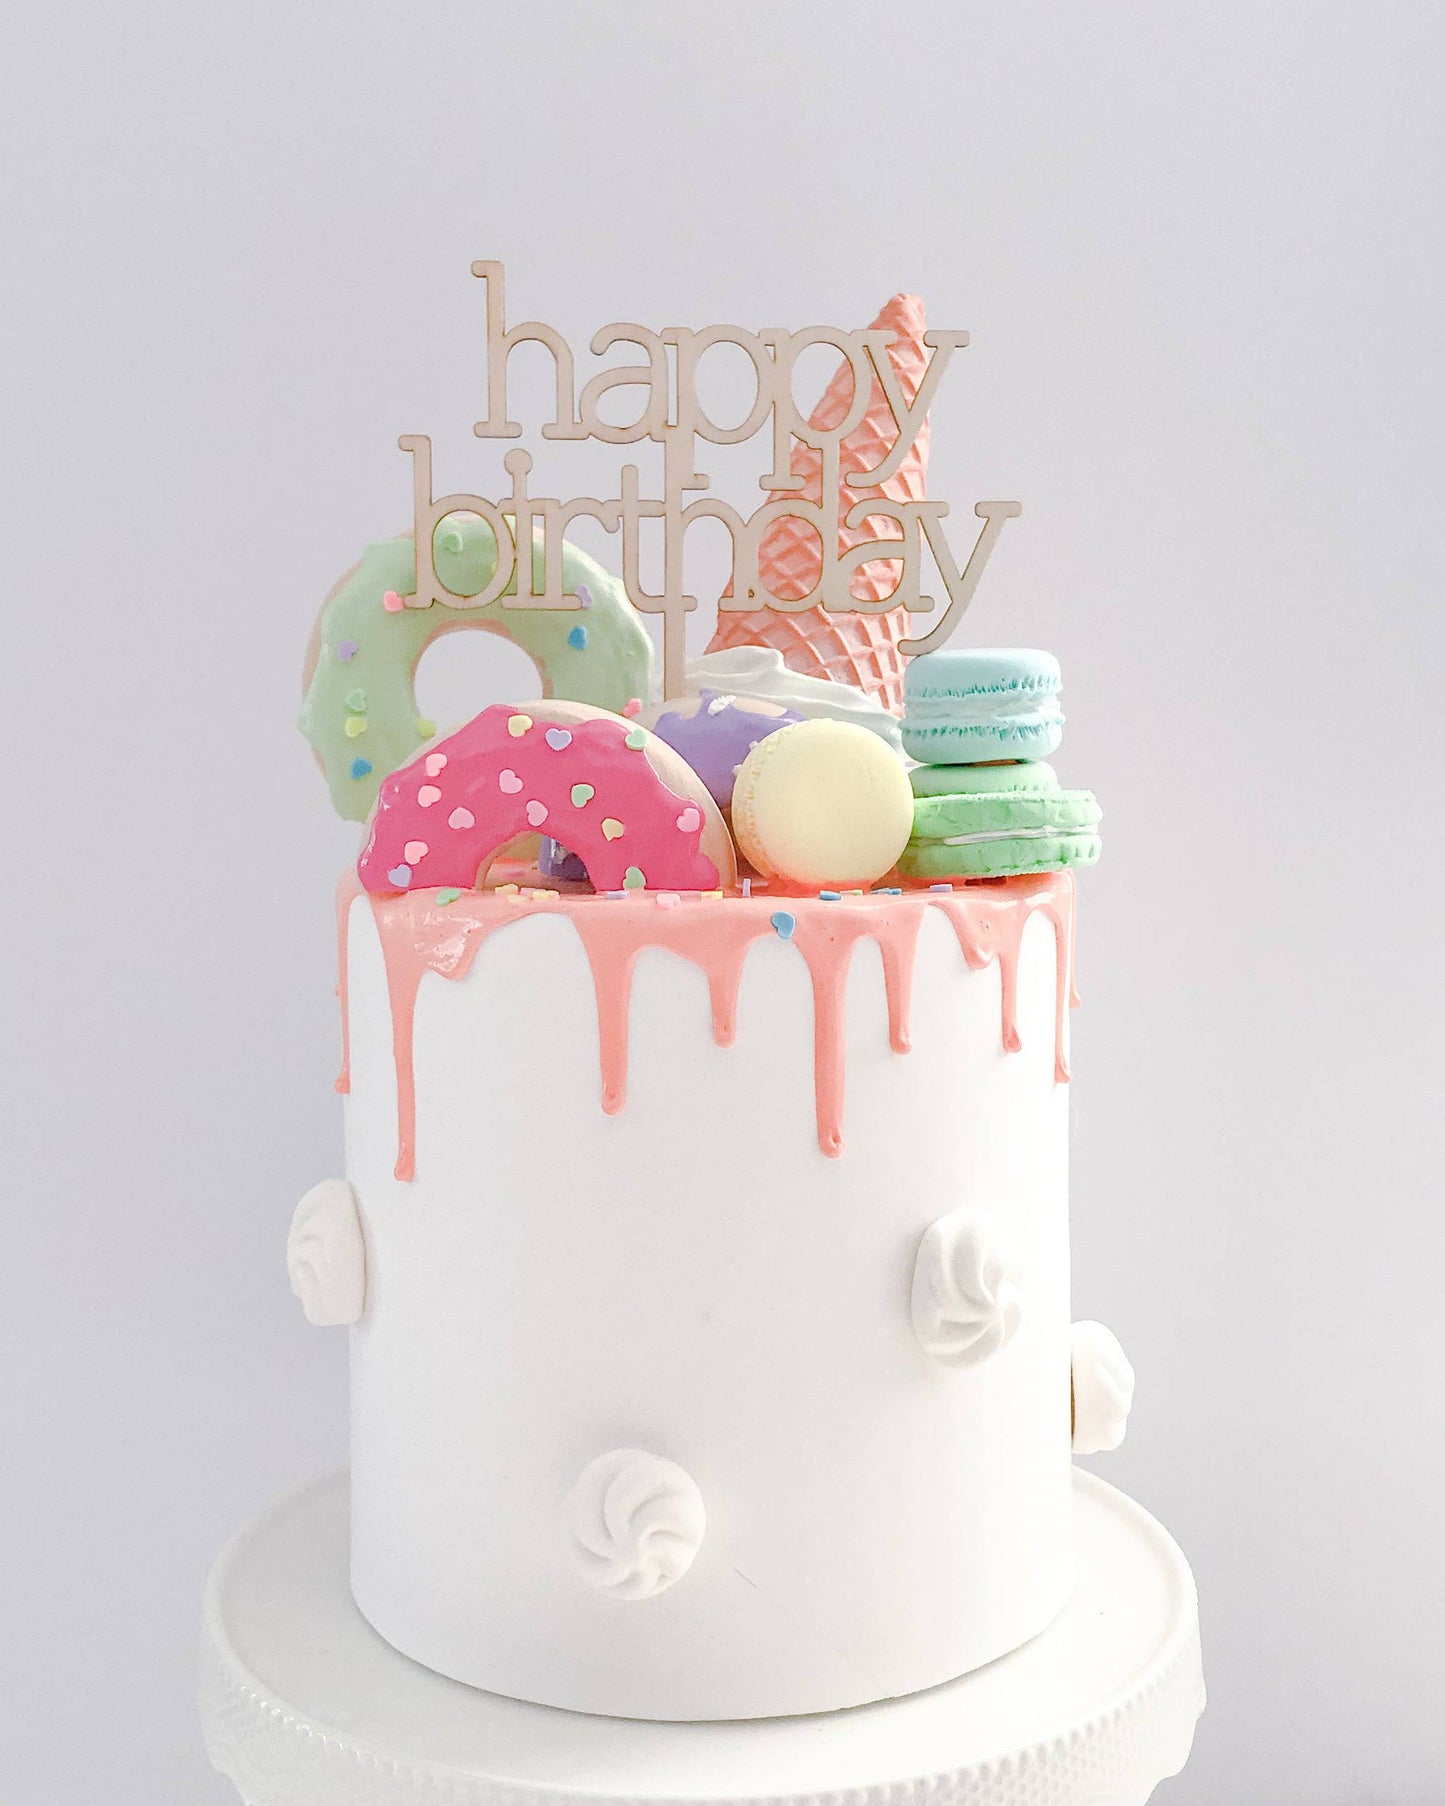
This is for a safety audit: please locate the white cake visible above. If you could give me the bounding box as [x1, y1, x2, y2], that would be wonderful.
[286, 267, 1138, 1728]
[283, 866, 1128, 1721]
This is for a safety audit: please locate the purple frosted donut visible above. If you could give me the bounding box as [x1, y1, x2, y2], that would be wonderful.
[642, 689, 802, 810]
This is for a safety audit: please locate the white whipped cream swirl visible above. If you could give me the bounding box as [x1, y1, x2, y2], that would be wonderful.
[911, 1208, 1024, 1369]
[1071, 1321, 1135, 1453]
[287, 1178, 366, 1326]
[686, 647, 903, 751]
[566, 1448, 706, 1601]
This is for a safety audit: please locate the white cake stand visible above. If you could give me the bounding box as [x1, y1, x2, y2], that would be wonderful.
[198, 1471, 1204, 1806]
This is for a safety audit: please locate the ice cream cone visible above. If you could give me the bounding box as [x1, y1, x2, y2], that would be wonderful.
[707, 292, 930, 714]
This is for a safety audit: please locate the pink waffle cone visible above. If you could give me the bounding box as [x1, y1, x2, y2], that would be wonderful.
[708, 292, 930, 714]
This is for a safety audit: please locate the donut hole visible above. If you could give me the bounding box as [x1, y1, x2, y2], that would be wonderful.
[474, 832, 596, 894]
[413, 625, 544, 738]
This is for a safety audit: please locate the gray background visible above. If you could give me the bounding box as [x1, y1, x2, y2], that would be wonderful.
[4, 2, 1442, 1800]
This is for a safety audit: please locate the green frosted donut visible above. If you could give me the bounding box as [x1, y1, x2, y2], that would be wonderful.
[300, 518, 655, 821]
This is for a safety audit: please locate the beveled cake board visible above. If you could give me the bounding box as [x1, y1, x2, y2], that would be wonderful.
[199, 1469, 1203, 1806]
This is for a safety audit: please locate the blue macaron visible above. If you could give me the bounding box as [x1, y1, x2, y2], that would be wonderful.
[902, 649, 1064, 764]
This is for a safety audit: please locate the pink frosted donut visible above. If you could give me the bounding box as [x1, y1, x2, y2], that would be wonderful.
[358, 700, 737, 895]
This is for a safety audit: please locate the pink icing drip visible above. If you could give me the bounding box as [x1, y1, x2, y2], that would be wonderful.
[570, 903, 774, 1116]
[335, 872, 360, 1093]
[342, 872, 1077, 1182]
[932, 871, 1075, 1082]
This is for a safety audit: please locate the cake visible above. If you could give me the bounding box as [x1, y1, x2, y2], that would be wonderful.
[286, 265, 1134, 1724]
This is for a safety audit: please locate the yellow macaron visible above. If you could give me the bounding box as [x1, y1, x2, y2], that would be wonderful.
[730, 718, 913, 888]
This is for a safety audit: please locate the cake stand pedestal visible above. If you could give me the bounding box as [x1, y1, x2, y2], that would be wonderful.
[199, 1470, 1204, 1806]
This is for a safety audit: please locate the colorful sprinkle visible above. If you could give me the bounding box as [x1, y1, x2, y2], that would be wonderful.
[929, 882, 953, 893]
[416, 719, 437, 739]
[819, 890, 841, 901]
[525, 799, 549, 827]
[575, 584, 594, 609]
[424, 753, 448, 777]
[604, 890, 628, 899]
[771, 911, 796, 938]
[434, 887, 462, 906]
[741, 877, 753, 898]
[545, 727, 573, 751]
[676, 806, 702, 834]
[706, 694, 730, 716]
[404, 840, 428, 863]
[417, 785, 442, 808]
[343, 716, 367, 738]
[874, 886, 903, 896]
[621, 698, 643, 718]
[349, 757, 372, 780]
[601, 817, 625, 841]
[447, 807, 475, 831]
[702, 888, 725, 899]
[657, 892, 681, 909]
[567, 624, 589, 650]
[624, 728, 647, 750]
[623, 865, 646, 890]
[382, 590, 406, 613]
[507, 714, 533, 738]
[386, 864, 412, 887]
[344, 688, 367, 714]
[335, 640, 359, 662]
[498, 769, 523, 794]
[493, 882, 520, 895]
[571, 782, 595, 808]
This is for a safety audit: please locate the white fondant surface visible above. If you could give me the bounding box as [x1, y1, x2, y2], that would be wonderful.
[344, 898, 1073, 1719]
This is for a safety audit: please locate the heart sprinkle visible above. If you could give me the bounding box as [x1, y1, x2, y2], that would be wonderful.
[435, 888, 463, 906]
[335, 640, 359, 662]
[623, 866, 646, 890]
[570, 783, 595, 807]
[498, 769, 523, 794]
[567, 624, 588, 650]
[507, 714, 533, 737]
[621, 698, 642, 718]
[601, 818, 624, 840]
[771, 911, 796, 939]
[344, 688, 367, 714]
[575, 584, 594, 609]
[344, 717, 367, 738]
[382, 590, 405, 613]
[417, 785, 442, 807]
[349, 758, 372, 779]
[545, 727, 573, 751]
[525, 800, 549, 827]
[416, 719, 436, 739]
[425, 754, 448, 777]
[387, 865, 412, 887]
[675, 806, 702, 833]
[624, 728, 647, 750]
[404, 840, 428, 863]
[448, 807, 475, 830]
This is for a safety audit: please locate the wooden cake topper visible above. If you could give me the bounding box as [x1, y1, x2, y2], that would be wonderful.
[398, 261, 1020, 699]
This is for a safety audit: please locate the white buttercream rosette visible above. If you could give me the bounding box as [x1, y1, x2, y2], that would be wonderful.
[911, 1207, 1024, 1368]
[566, 1448, 706, 1601]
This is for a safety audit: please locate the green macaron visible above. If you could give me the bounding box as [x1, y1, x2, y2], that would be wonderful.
[899, 762, 1101, 880]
